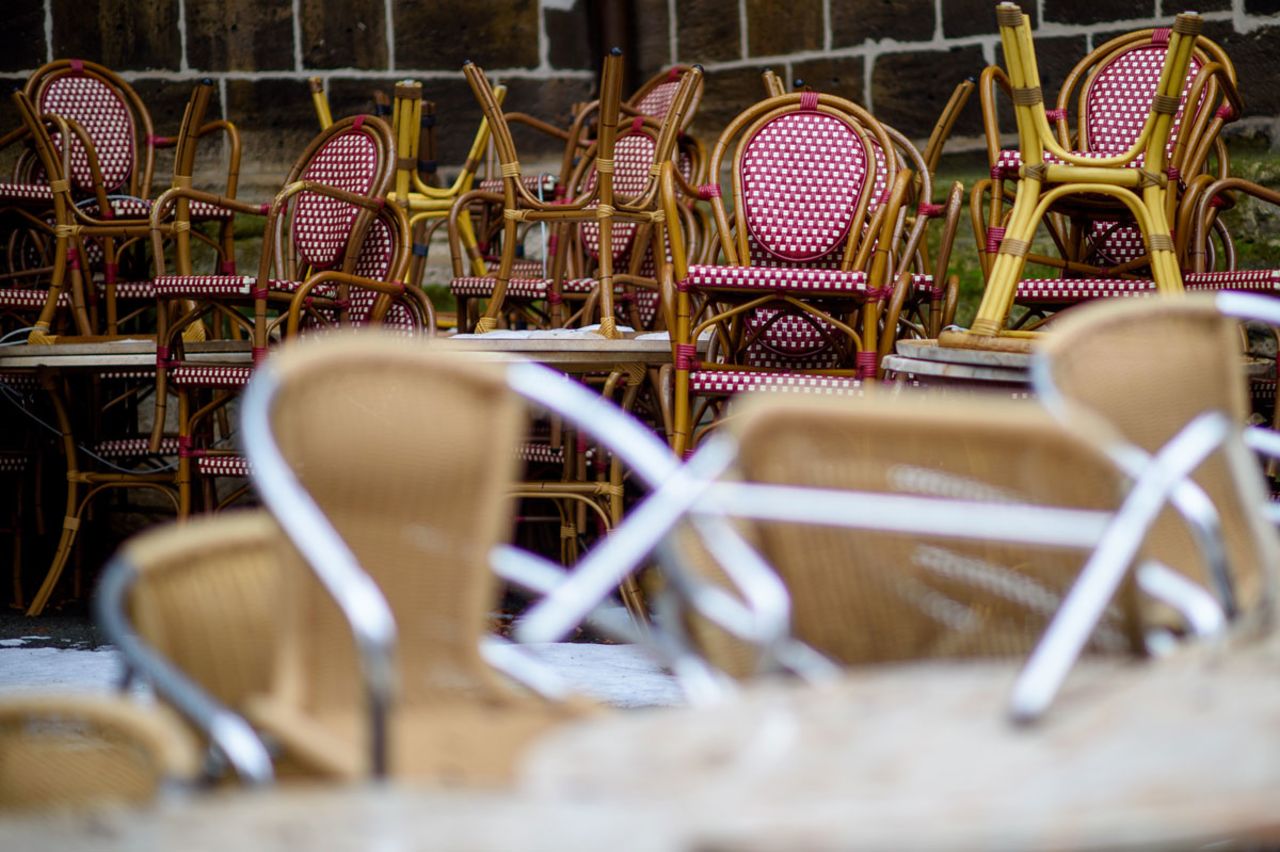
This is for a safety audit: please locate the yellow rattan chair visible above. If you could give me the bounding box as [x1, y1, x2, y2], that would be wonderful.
[942, 4, 1207, 351]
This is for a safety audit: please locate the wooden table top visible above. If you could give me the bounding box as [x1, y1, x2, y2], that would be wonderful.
[0, 332, 687, 372]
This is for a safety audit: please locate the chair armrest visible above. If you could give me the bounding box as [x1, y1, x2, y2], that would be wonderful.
[284, 271, 435, 336]
[94, 554, 275, 786]
[978, 64, 1014, 168]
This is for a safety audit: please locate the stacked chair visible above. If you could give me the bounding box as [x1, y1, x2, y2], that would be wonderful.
[660, 88, 960, 455]
[0, 62, 242, 342]
[147, 114, 432, 516]
[944, 5, 1229, 350]
[449, 56, 703, 334]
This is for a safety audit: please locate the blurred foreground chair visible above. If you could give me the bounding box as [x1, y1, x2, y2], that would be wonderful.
[96, 510, 281, 786]
[943, 5, 1209, 351]
[0, 693, 199, 810]
[239, 334, 594, 782]
[516, 383, 1254, 721]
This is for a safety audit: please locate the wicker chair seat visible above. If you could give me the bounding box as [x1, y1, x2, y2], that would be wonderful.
[92, 437, 180, 458]
[152, 275, 338, 299]
[195, 455, 251, 478]
[0, 372, 38, 391]
[688, 369, 865, 397]
[169, 364, 254, 389]
[0, 289, 69, 309]
[246, 695, 584, 784]
[77, 195, 234, 222]
[681, 264, 884, 297]
[40, 72, 136, 193]
[451, 276, 551, 299]
[93, 280, 156, 300]
[0, 452, 29, 473]
[1017, 269, 1280, 304]
[0, 182, 54, 203]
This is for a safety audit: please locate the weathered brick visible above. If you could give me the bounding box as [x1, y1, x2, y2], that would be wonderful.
[1211, 24, 1280, 116]
[1042, 0, 1154, 26]
[692, 66, 772, 142]
[394, 0, 539, 70]
[0, 0, 46, 72]
[632, 0, 672, 79]
[746, 0, 823, 57]
[1160, 0, 1230, 12]
[942, 0, 1037, 39]
[224, 79, 322, 181]
[185, 0, 293, 72]
[325, 78, 394, 127]
[52, 0, 181, 71]
[675, 0, 741, 64]
[791, 56, 866, 104]
[832, 0, 935, 47]
[547, 0, 593, 70]
[871, 47, 986, 138]
[301, 0, 387, 70]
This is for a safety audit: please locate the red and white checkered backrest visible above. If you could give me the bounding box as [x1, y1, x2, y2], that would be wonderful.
[633, 79, 681, 120]
[742, 308, 843, 370]
[340, 214, 418, 331]
[579, 132, 656, 263]
[291, 127, 381, 270]
[41, 74, 136, 194]
[740, 110, 869, 268]
[1084, 37, 1205, 163]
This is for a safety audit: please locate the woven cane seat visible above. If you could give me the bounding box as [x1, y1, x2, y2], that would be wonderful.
[450, 276, 552, 299]
[688, 369, 865, 397]
[168, 364, 254, 389]
[195, 455, 252, 478]
[0, 289, 69, 309]
[1017, 269, 1280, 304]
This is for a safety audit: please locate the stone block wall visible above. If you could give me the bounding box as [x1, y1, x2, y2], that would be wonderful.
[1, 0, 1277, 189]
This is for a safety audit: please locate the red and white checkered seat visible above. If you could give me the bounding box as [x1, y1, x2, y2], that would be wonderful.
[40, 72, 136, 195]
[476, 173, 559, 196]
[0, 289, 70, 310]
[195, 455, 252, 477]
[0, 452, 29, 474]
[92, 437, 181, 458]
[1016, 269, 1280, 305]
[689, 370, 865, 397]
[0, 182, 55, 204]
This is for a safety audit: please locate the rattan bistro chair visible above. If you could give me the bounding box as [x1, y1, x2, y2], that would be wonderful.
[971, 25, 1242, 323]
[239, 334, 590, 782]
[0, 693, 199, 810]
[148, 115, 432, 515]
[660, 90, 917, 456]
[943, 5, 1212, 351]
[451, 51, 700, 337]
[14, 62, 242, 340]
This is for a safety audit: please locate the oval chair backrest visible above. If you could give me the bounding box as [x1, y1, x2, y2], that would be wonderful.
[346, 210, 417, 331]
[578, 129, 658, 264]
[739, 109, 870, 268]
[290, 123, 383, 271]
[1083, 33, 1205, 164]
[38, 70, 137, 194]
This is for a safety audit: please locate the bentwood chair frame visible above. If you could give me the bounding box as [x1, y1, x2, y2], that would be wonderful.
[944, 5, 1210, 351]
[660, 90, 915, 455]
